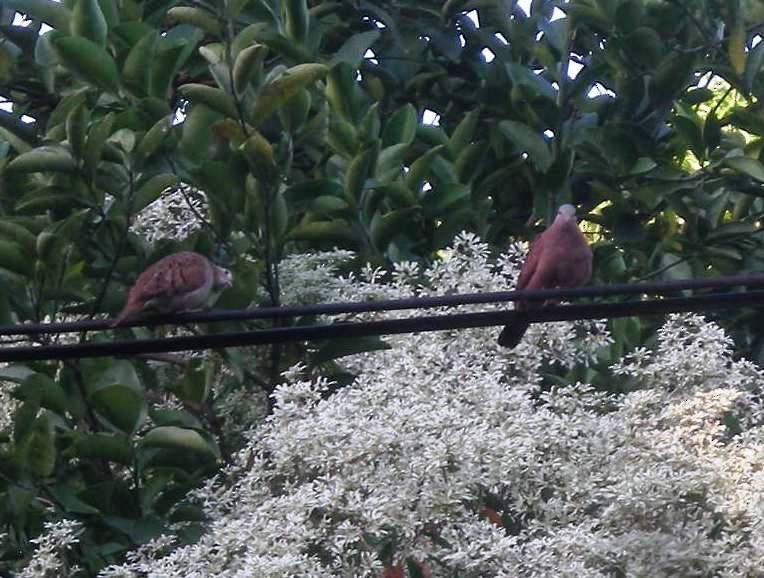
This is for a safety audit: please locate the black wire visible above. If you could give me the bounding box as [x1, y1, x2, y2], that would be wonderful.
[3, 289, 764, 362]
[4, 272, 764, 337]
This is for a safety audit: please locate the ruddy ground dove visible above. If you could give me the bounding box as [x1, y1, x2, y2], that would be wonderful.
[498, 204, 592, 348]
[112, 251, 233, 327]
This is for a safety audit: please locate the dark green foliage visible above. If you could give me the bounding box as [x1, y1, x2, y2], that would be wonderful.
[0, 0, 762, 573]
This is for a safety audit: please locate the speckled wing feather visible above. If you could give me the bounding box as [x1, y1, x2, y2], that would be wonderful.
[129, 252, 210, 302]
[515, 229, 547, 292]
[112, 252, 214, 326]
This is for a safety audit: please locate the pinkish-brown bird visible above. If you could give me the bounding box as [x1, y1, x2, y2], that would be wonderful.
[498, 204, 592, 348]
[112, 251, 233, 327]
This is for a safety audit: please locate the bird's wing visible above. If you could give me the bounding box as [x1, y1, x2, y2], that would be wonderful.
[516, 230, 548, 290]
[130, 252, 210, 302]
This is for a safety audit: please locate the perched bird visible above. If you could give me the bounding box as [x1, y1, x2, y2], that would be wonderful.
[498, 204, 592, 348]
[112, 251, 233, 327]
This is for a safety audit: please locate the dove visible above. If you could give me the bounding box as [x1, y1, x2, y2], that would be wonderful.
[112, 251, 233, 327]
[498, 204, 592, 348]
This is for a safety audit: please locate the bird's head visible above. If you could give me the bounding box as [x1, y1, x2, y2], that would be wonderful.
[213, 266, 234, 289]
[556, 204, 578, 223]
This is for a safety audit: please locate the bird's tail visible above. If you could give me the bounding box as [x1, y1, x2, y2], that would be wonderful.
[497, 318, 530, 348]
[111, 302, 139, 327]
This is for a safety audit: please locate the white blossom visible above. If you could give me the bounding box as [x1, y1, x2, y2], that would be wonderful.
[131, 185, 207, 243]
[19, 519, 81, 578]
[90, 233, 764, 577]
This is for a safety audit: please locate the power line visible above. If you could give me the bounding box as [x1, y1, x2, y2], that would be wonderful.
[2, 289, 764, 362]
[3, 272, 764, 337]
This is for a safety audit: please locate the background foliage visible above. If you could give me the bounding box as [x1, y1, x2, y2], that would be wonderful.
[0, 0, 762, 574]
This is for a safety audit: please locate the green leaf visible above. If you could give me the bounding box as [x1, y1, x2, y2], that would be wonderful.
[7, 145, 77, 173]
[447, 108, 480, 158]
[0, 220, 37, 255]
[68, 433, 132, 464]
[71, 0, 108, 47]
[706, 221, 757, 241]
[311, 195, 350, 216]
[498, 120, 552, 172]
[506, 62, 557, 101]
[454, 141, 488, 183]
[0, 240, 34, 276]
[651, 52, 695, 105]
[169, 367, 209, 406]
[20, 415, 56, 477]
[166, 6, 222, 36]
[278, 88, 312, 132]
[180, 104, 222, 164]
[135, 115, 171, 161]
[405, 145, 445, 192]
[345, 142, 379, 201]
[251, 63, 329, 124]
[285, 179, 344, 203]
[47, 484, 101, 514]
[241, 130, 278, 182]
[6, 0, 71, 31]
[359, 103, 381, 143]
[615, 0, 643, 32]
[744, 39, 764, 95]
[326, 63, 360, 122]
[370, 207, 418, 249]
[149, 35, 201, 100]
[178, 83, 238, 118]
[381, 104, 417, 147]
[423, 183, 470, 215]
[629, 157, 657, 175]
[150, 409, 202, 428]
[311, 336, 390, 364]
[233, 43, 268, 95]
[283, 0, 309, 43]
[683, 87, 714, 105]
[725, 157, 764, 182]
[673, 115, 704, 160]
[233, 23, 309, 62]
[15, 190, 85, 214]
[659, 252, 693, 282]
[703, 112, 721, 153]
[328, 117, 358, 157]
[66, 101, 90, 160]
[288, 219, 358, 244]
[122, 30, 158, 95]
[97, 0, 119, 27]
[19, 373, 67, 416]
[329, 30, 380, 69]
[0, 365, 36, 383]
[52, 36, 120, 93]
[88, 361, 146, 434]
[84, 112, 115, 176]
[134, 174, 178, 212]
[417, 124, 449, 147]
[141, 426, 219, 459]
[371, 183, 417, 207]
[377, 143, 410, 175]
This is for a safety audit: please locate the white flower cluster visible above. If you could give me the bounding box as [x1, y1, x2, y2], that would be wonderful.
[92, 233, 764, 577]
[278, 249, 356, 306]
[18, 519, 81, 578]
[130, 185, 207, 243]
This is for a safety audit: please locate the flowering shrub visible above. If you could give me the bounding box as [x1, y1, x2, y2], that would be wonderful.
[130, 185, 208, 244]
[18, 520, 82, 578]
[38, 233, 764, 577]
